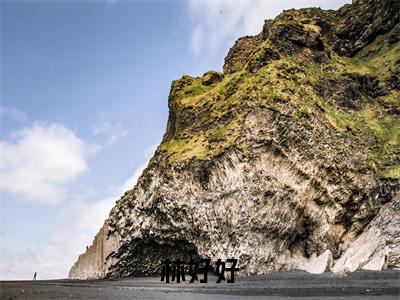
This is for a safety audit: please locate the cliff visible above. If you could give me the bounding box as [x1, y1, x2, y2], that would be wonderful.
[69, 0, 400, 279]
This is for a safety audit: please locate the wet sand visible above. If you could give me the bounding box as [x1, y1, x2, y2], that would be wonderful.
[1, 270, 399, 299]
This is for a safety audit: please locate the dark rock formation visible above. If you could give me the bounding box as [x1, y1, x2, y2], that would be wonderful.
[224, 35, 262, 74]
[69, 0, 400, 279]
[202, 71, 224, 86]
[334, 0, 400, 56]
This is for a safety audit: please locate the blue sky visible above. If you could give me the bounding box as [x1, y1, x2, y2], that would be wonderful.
[0, 0, 350, 280]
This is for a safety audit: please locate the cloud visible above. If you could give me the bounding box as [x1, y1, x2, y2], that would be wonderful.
[92, 117, 129, 148]
[0, 106, 29, 123]
[0, 193, 118, 280]
[0, 247, 41, 280]
[0, 123, 89, 203]
[188, 0, 351, 57]
[118, 144, 157, 193]
[118, 163, 147, 194]
[52, 155, 151, 280]
[0, 144, 155, 280]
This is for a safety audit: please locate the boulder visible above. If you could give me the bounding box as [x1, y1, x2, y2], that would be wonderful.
[303, 250, 333, 274]
[202, 71, 223, 86]
[332, 197, 400, 274]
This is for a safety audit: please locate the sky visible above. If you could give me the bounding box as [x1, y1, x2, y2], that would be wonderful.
[0, 0, 351, 280]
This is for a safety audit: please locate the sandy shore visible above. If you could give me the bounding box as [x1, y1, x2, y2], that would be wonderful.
[1, 270, 399, 299]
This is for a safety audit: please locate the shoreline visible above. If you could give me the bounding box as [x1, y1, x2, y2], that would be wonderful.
[1, 270, 399, 299]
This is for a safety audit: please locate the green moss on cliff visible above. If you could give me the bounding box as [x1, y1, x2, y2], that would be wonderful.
[379, 166, 400, 179]
[342, 35, 400, 77]
[160, 118, 241, 163]
[159, 15, 399, 179]
[172, 76, 215, 104]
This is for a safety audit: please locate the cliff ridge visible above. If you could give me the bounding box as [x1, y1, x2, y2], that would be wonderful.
[69, 0, 400, 279]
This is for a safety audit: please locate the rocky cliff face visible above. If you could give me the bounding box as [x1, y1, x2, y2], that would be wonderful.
[69, 0, 400, 279]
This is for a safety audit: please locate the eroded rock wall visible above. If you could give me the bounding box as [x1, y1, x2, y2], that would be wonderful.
[69, 0, 400, 279]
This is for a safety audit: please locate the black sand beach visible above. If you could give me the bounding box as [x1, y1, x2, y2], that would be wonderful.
[1, 270, 399, 300]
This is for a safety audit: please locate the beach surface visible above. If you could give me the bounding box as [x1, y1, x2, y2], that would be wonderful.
[1, 270, 399, 299]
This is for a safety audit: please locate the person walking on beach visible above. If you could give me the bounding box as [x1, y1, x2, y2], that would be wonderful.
[33, 272, 37, 280]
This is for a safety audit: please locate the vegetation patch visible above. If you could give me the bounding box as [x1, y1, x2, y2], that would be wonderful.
[159, 24, 399, 179]
[379, 165, 400, 179]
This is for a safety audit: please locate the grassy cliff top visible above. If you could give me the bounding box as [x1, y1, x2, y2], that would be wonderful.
[153, 0, 399, 180]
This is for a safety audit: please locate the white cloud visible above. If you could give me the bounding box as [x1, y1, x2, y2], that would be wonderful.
[0, 247, 40, 280]
[0, 144, 155, 280]
[92, 117, 129, 148]
[118, 144, 157, 193]
[0, 106, 29, 123]
[0, 110, 147, 279]
[0, 123, 89, 203]
[118, 163, 147, 194]
[0, 191, 122, 280]
[188, 0, 351, 57]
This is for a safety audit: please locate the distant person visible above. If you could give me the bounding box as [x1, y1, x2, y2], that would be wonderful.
[33, 272, 37, 280]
